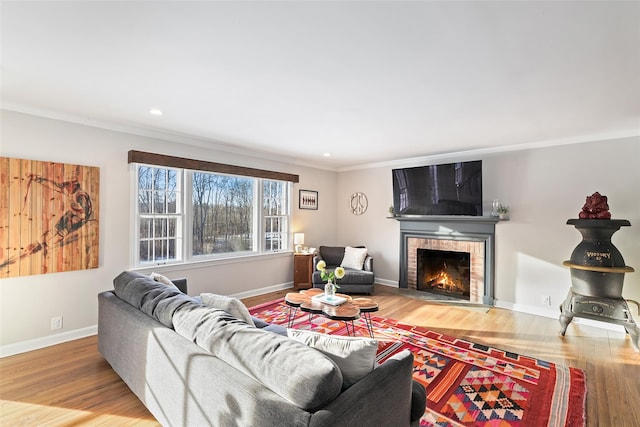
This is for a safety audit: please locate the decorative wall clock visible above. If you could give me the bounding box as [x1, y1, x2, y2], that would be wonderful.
[350, 192, 368, 215]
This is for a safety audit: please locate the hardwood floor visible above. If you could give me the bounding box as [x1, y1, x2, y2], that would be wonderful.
[1, 285, 638, 426]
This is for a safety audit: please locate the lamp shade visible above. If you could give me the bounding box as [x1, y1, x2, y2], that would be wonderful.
[293, 232, 305, 253]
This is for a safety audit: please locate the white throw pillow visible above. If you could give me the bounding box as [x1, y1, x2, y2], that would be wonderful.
[200, 293, 255, 326]
[149, 272, 177, 288]
[287, 329, 377, 388]
[340, 246, 368, 270]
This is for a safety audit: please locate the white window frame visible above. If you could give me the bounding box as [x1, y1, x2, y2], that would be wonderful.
[131, 163, 292, 267]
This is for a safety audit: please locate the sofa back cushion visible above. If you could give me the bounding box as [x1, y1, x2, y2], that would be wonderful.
[318, 246, 345, 266]
[200, 292, 255, 326]
[113, 271, 197, 328]
[173, 304, 343, 411]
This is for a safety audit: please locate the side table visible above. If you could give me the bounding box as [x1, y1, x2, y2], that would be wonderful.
[293, 253, 314, 289]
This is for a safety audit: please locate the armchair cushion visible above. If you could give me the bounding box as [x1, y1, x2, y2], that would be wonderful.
[317, 246, 347, 266]
[340, 246, 368, 270]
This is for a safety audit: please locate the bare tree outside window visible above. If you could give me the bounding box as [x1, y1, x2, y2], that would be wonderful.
[135, 165, 289, 266]
[192, 172, 253, 255]
[264, 180, 288, 251]
[137, 166, 181, 263]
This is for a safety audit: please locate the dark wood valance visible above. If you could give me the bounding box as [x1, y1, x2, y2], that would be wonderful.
[128, 150, 299, 183]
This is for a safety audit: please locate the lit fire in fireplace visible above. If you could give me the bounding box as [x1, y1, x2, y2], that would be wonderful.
[425, 263, 466, 294]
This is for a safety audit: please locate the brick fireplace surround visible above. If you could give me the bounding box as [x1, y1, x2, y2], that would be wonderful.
[396, 216, 499, 305]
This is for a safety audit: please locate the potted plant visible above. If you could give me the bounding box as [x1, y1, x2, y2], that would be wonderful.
[498, 204, 510, 221]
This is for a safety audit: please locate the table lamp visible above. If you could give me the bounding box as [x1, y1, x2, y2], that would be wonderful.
[293, 232, 305, 253]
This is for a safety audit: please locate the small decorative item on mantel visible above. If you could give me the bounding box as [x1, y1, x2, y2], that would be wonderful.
[497, 204, 510, 221]
[388, 205, 395, 216]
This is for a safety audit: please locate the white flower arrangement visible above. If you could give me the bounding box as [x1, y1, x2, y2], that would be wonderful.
[316, 260, 345, 287]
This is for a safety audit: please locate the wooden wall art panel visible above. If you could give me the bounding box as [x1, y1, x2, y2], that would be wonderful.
[0, 157, 100, 278]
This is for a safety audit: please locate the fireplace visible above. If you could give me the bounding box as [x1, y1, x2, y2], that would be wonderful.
[396, 216, 498, 305]
[417, 249, 471, 299]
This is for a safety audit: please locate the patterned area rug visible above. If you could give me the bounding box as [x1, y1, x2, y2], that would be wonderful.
[249, 298, 586, 427]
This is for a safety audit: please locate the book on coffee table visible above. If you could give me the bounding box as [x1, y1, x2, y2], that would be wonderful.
[312, 293, 347, 306]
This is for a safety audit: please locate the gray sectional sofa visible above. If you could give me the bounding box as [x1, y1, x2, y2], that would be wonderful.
[98, 271, 424, 426]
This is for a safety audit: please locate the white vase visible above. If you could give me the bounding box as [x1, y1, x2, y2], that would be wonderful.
[324, 281, 336, 299]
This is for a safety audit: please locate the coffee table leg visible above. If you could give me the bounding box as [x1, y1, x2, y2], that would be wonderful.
[344, 321, 356, 336]
[362, 312, 374, 338]
[287, 306, 298, 328]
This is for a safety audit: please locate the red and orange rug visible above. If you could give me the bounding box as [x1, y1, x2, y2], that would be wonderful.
[249, 298, 586, 427]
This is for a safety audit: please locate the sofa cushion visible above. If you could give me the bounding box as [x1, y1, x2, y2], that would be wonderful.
[343, 269, 375, 284]
[200, 293, 255, 326]
[340, 246, 368, 270]
[173, 305, 343, 411]
[287, 329, 378, 388]
[113, 271, 197, 328]
[319, 246, 345, 266]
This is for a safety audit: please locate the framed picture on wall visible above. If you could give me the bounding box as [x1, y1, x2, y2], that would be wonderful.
[299, 190, 318, 210]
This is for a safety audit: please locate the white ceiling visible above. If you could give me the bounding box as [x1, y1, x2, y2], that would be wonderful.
[2, 1, 639, 169]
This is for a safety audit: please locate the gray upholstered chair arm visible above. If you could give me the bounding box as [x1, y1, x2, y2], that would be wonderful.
[363, 255, 373, 272]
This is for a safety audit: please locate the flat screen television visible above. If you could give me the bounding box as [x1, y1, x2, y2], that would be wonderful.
[392, 160, 483, 216]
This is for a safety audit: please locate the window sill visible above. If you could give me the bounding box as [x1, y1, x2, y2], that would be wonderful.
[132, 250, 293, 274]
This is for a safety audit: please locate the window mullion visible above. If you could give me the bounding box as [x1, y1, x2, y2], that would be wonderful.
[184, 170, 192, 262]
[256, 179, 263, 253]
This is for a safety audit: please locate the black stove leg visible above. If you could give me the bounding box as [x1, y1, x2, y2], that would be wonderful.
[559, 292, 574, 336]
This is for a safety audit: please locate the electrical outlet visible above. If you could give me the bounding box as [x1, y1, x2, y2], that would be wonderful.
[541, 295, 551, 306]
[51, 316, 63, 330]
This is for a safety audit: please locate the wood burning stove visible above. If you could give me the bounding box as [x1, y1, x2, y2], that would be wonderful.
[559, 218, 639, 351]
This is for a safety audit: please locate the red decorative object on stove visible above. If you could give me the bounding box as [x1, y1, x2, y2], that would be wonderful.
[578, 191, 611, 219]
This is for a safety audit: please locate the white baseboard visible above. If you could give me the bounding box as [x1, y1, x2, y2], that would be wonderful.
[494, 300, 627, 333]
[0, 325, 98, 358]
[231, 281, 293, 299]
[375, 279, 399, 287]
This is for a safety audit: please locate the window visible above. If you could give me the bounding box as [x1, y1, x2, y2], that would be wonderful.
[137, 166, 183, 264]
[134, 164, 291, 266]
[263, 180, 288, 251]
[192, 172, 254, 256]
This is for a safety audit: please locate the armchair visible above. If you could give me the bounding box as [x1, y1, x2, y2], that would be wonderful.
[312, 246, 375, 294]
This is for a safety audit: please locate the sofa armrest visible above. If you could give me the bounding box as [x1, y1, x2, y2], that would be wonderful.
[171, 278, 188, 294]
[309, 350, 415, 427]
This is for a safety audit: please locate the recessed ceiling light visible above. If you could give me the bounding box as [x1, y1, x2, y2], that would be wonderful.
[323, 152, 331, 157]
[149, 108, 163, 116]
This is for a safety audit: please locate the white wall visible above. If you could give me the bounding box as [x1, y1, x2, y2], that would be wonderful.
[2, 109, 639, 355]
[0, 110, 336, 355]
[337, 138, 640, 318]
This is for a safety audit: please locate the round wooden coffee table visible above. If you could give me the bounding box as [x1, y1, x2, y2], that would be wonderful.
[284, 289, 378, 336]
